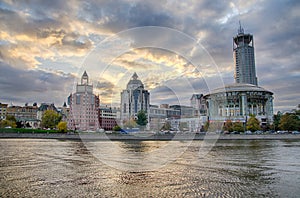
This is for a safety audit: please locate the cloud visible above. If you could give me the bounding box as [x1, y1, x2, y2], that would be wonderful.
[0, 0, 299, 112]
[0, 61, 74, 105]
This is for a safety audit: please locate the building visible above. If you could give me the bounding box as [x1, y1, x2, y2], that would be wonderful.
[99, 106, 118, 130]
[67, 71, 100, 131]
[6, 103, 40, 128]
[148, 105, 180, 131]
[233, 22, 258, 85]
[169, 105, 194, 118]
[190, 94, 207, 116]
[204, 83, 273, 126]
[120, 72, 150, 125]
[0, 103, 8, 120]
[7, 103, 38, 121]
[204, 23, 274, 127]
[57, 102, 69, 122]
[37, 103, 58, 121]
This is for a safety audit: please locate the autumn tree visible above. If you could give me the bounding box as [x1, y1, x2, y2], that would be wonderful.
[57, 121, 67, 132]
[41, 110, 62, 129]
[123, 118, 137, 128]
[246, 115, 261, 132]
[223, 120, 233, 132]
[232, 122, 244, 132]
[161, 121, 171, 131]
[279, 113, 300, 131]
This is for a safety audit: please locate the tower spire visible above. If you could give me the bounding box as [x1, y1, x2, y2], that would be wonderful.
[238, 20, 244, 35]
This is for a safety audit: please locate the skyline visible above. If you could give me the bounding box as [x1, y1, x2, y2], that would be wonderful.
[0, 0, 299, 112]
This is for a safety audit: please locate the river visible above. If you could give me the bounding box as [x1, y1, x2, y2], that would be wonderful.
[1, 139, 300, 197]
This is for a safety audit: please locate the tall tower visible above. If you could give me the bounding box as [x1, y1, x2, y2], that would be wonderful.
[233, 22, 258, 85]
[120, 72, 150, 124]
[67, 71, 100, 131]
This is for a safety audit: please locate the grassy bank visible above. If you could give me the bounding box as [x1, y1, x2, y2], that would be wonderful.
[0, 128, 63, 133]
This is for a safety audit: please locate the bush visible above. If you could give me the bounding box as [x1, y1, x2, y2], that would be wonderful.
[57, 121, 67, 132]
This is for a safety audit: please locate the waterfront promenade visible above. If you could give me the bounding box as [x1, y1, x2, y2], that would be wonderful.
[1, 132, 300, 141]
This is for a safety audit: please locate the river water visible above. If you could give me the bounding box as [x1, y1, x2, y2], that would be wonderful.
[1, 139, 300, 197]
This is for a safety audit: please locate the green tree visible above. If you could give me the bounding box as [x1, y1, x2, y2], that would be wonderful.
[233, 122, 244, 132]
[0, 119, 17, 128]
[203, 121, 209, 132]
[273, 111, 282, 131]
[279, 113, 300, 131]
[223, 120, 233, 132]
[246, 115, 261, 132]
[6, 115, 16, 122]
[57, 121, 67, 132]
[136, 110, 148, 126]
[113, 125, 121, 131]
[41, 110, 62, 129]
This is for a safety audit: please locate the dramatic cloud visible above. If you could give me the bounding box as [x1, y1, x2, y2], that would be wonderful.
[0, 0, 299, 112]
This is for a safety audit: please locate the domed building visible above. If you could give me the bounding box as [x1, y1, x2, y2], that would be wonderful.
[204, 24, 274, 127]
[120, 72, 150, 124]
[204, 83, 273, 126]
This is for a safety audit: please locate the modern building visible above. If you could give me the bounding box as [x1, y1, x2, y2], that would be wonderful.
[148, 105, 180, 131]
[190, 94, 207, 116]
[0, 103, 8, 120]
[204, 83, 273, 126]
[120, 72, 150, 125]
[169, 105, 195, 118]
[67, 71, 100, 131]
[99, 106, 118, 130]
[233, 22, 258, 85]
[204, 23, 274, 127]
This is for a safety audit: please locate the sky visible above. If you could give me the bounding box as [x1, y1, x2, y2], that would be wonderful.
[0, 0, 299, 112]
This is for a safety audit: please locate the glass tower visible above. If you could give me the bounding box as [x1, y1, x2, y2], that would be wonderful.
[233, 22, 258, 86]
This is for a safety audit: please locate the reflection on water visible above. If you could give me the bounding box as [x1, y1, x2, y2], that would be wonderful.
[1, 139, 300, 197]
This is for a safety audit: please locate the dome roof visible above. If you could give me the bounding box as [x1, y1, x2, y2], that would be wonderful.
[208, 83, 273, 95]
[126, 72, 144, 90]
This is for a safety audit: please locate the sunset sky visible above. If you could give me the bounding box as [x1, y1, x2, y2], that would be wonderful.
[0, 0, 299, 112]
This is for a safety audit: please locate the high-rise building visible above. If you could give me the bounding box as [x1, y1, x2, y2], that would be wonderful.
[120, 72, 150, 124]
[67, 71, 100, 131]
[233, 22, 258, 85]
[204, 23, 274, 127]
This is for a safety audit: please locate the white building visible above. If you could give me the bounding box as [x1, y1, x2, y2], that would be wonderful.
[120, 72, 150, 125]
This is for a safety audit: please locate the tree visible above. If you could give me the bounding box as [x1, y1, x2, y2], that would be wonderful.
[223, 120, 233, 132]
[161, 121, 171, 131]
[41, 110, 62, 129]
[247, 115, 261, 132]
[57, 121, 67, 132]
[233, 122, 244, 132]
[113, 125, 121, 131]
[136, 110, 148, 126]
[6, 115, 16, 122]
[0, 120, 17, 128]
[203, 121, 209, 132]
[123, 118, 137, 128]
[273, 111, 282, 131]
[279, 113, 300, 131]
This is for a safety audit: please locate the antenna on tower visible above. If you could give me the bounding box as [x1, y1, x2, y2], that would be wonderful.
[238, 20, 244, 34]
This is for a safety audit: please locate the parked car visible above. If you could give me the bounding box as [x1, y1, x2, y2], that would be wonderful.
[245, 131, 252, 135]
[292, 131, 300, 134]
